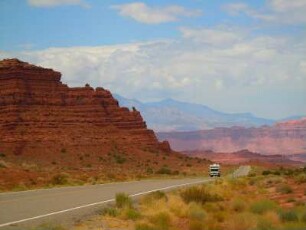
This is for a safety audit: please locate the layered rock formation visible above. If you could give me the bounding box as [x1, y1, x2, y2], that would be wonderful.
[158, 118, 306, 155]
[186, 149, 302, 165]
[0, 59, 170, 157]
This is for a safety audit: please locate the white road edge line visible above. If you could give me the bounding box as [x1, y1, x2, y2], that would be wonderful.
[0, 179, 212, 228]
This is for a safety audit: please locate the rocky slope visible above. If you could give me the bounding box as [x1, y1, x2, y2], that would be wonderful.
[158, 118, 306, 156]
[0, 59, 209, 190]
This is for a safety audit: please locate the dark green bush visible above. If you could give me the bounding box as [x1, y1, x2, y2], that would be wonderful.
[124, 208, 141, 220]
[149, 212, 171, 230]
[113, 154, 126, 164]
[250, 199, 277, 214]
[135, 223, 155, 230]
[115, 193, 132, 208]
[180, 186, 223, 204]
[262, 170, 271, 175]
[31, 223, 66, 230]
[156, 167, 172, 175]
[279, 210, 298, 222]
[301, 210, 306, 223]
[276, 184, 293, 194]
[101, 207, 118, 217]
[51, 173, 69, 185]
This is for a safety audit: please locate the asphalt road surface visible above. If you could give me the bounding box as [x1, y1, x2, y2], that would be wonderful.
[0, 166, 250, 229]
[232, 165, 251, 178]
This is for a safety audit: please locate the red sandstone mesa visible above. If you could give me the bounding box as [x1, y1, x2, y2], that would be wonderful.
[158, 118, 306, 156]
[0, 58, 170, 157]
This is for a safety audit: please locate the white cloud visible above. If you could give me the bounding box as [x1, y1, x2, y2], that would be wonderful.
[1, 27, 305, 118]
[27, 0, 90, 8]
[269, 0, 306, 12]
[224, 0, 306, 24]
[224, 3, 274, 21]
[180, 27, 244, 45]
[111, 2, 201, 24]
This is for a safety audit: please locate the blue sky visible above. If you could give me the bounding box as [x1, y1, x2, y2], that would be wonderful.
[0, 0, 305, 119]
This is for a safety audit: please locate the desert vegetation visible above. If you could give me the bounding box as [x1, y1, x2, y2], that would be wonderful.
[71, 166, 306, 230]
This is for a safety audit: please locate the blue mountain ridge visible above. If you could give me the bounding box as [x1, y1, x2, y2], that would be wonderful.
[113, 94, 277, 132]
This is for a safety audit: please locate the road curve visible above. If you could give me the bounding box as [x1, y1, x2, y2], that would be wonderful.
[0, 178, 212, 229]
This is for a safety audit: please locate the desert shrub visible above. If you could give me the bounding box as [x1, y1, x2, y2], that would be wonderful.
[256, 218, 275, 230]
[156, 167, 172, 175]
[101, 207, 118, 217]
[31, 223, 66, 230]
[146, 167, 154, 174]
[51, 173, 69, 185]
[181, 186, 223, 204]
[232, 198, 246, 212]
[286, 197, 295, 203]
[113, 154, 126, 164]
[150, 191, 167, 200]
[248, 172, 257, 177]
[115, 193, 132, 208]
[264, 176, 284, 186]
[228, 177, 248, 189]
[280, 227, 306, 230]
[189, 220, 205, 230]
[296, 173, 306, 184]
[276, 184, 293, 194]
[226, 213, 257, 230]
[262, 170, 271, 176]
[213, 211, 226, 223]
[135, 223, 155, 230]
[250, 199, 278, 214]
[123, 207, 141, 220]
[149, 212, 171, 230]
[188, 202, 206, 221]
[279, 210, 298, 222]
[0, 160, 8, 168]
[98, 156, 104, 161]
[249, 178, 257, 186]
[285, 169, 295, 176]
[300, 210, 306, 223]
[60, 148, 66, 154]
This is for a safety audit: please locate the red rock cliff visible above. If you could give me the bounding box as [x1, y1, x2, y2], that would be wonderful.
[0, 58, 170, 156]
[158, 118, 306, 155]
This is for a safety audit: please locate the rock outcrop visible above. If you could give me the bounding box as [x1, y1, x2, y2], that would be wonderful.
[158, 118, 306, 155]
[0, 59, 170, 157]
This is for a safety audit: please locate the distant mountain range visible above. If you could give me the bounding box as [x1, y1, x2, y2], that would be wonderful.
[114, 94, 303, 132]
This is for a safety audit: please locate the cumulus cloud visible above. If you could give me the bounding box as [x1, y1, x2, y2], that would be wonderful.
[180, 27, 244, 46]
[111, 2, 202, 24]
[1, 26, 305, 118]
[224, 0, 306, 24]
[27, 0, 90, 8]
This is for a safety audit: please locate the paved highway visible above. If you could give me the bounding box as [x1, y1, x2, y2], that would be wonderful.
[232, 165, 251, 178]
[0, 166, 250, 229]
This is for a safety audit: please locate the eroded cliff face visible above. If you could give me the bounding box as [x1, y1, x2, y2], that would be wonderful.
[158, 119, 306, 155]
[0, 59, 170, 157]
